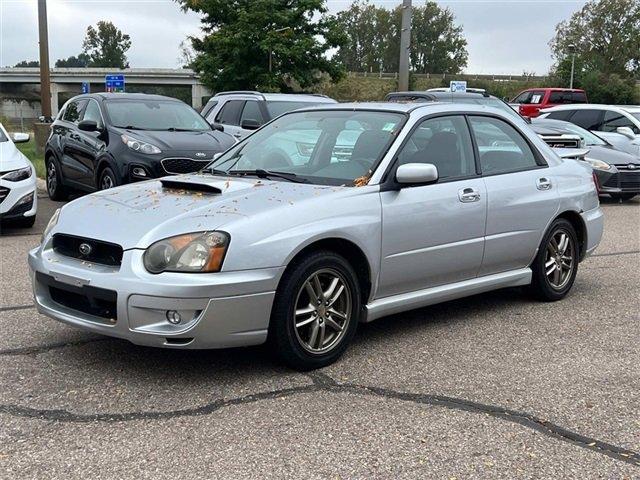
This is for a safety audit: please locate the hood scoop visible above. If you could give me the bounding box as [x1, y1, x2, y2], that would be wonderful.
[160, 179, 222, 195]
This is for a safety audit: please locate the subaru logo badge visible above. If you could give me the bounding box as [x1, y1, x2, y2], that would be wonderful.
[629, 164, 636, 170]
[195, 152, 207, 158]
[79, 243, 92, 256]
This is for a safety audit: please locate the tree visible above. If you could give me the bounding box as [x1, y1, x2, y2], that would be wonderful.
[175, 0, 346, 92]
[55, 53, 90, 68]
[550, 0, 640, 77]
[14, 60, 39, 67]
[82, 21, 131, 68]
[334, 0, 468, 74]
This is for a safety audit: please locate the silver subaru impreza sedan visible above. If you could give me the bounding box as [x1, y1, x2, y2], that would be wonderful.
[29, 102, 604, 370]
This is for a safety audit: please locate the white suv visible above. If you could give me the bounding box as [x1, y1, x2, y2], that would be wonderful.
[540, 104, 640, 156]
[200, 91, 337, 141]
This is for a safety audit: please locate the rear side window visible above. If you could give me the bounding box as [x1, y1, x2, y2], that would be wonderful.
[63, 100, 87, 124]
[549, 91, 573, 104]
[568, 110, 603, 131]
[215, 100, 244, 125]
[544, 110, 574, 121]
[602, 111, 639, 134]
[513, 91, 544, 104]
[571, 91, 587, 103]
[469, 116, 539, 175]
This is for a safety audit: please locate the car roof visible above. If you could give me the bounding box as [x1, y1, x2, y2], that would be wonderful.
[541, 104, 639, 113]
[519, 87, 585, 92]
[212, 91, 336, 103]
[75, 93, 183, 102]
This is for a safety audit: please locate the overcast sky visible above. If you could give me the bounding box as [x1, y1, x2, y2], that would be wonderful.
[1, 0, 587, 74]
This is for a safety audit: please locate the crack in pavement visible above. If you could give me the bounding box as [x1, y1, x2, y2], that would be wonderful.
[591, 249, 640, 258]
[0, 370, 638, 467]
[0, 338, 107, 356]
[0, 304, 34, 313]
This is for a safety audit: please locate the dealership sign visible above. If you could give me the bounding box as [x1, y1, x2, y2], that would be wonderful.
[450, 81, 467, 93]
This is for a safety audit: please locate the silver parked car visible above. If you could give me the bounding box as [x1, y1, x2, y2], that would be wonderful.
[29, 103, 604, 370]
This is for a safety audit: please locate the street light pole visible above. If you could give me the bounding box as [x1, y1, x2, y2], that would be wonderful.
[37, 0, 52, 120]
[398, 0, 412, 91]
[268, 27, 291, 73]
[568, 44, 576, 90]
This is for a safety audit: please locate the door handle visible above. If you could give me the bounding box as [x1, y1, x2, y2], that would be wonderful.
[537, 177, 552, 190]
[458, 187, 481, 203]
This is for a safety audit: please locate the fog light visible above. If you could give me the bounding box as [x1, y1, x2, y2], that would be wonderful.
[166, 310, 182, 324]
[132, 167, 147, 178]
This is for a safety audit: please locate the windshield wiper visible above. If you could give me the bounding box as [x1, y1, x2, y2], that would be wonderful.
[231, 169, 309, 183]
[165, 127, 200, 132]
[202, 166, 231, 176]
[115, 125, 148, 130]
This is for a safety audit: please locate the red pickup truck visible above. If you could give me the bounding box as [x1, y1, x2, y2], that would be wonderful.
[511, 88, 587, 118]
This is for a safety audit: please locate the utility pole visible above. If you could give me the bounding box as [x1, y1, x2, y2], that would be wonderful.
[398, 0, 412, 91]
[568, 44, 576, 90]
[37, 0, 52, 120]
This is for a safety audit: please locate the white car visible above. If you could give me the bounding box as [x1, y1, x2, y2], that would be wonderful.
[0, 123, 37, 227]
[539, 104, 640, 157]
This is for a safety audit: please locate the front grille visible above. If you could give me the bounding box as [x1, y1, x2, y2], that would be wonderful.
[37, 272, 117, 320]
[161, 158, 211, 175]
[619, 171, 640, 191]
[0, 186, 9, 204]
[52, 234, 123, 267]
[603, 175, 618, 188]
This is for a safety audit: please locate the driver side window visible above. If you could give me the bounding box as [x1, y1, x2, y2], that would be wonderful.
[396, 115, 476, 181]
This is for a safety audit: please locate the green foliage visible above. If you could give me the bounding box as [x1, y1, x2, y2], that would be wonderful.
[176, 0, 345, 92]
[334, 0, 467, 74]
[15, 137, 45, 179]
[549, 0, 640, 77]
[55, 53, 90, 68]
[579, 72, 638, 104]
[14, 60, 39, 67]
[82, 21, 131, 68]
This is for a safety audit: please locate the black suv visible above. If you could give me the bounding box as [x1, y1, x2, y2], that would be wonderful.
[45, 93, 235, 200]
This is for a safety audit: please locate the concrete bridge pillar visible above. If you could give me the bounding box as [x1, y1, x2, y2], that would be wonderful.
[191, 83, 209, 109]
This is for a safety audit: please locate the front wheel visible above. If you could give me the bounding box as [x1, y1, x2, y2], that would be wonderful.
[98, 167, 118, 190]
[46, 158, 68, 201]
[269, 251, 361, 370]
[529, 218, 579, 301]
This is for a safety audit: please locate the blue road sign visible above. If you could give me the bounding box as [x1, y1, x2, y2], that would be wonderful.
[105, 74, 125, 93]
[81, 82, 90, 94]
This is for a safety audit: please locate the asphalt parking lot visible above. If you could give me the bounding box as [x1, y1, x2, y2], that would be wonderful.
[1, 193, 639, 478]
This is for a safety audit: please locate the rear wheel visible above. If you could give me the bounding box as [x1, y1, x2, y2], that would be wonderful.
[269, 251, 361, 370]
[609, 193, 637, 201]
[46, 158, 68, 201]
[529, 218, 579, 301]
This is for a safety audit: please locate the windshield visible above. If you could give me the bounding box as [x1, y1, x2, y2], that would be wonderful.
[265, 101, 329, 118]
[556, 122, 607, 146]
[209, 110, 404, 186]
[105, 100, 210, 131]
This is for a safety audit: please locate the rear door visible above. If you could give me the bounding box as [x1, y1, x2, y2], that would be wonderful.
[378, 115, 487, 297]
[59, 99, 88, 184]
[468, 115, 559, 275]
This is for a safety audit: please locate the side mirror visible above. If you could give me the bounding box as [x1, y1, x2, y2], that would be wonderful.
[210, 122, 224, 132]
[240, 119, 261, 131]
[616, 126, 636, 140]
[11, 132, 30, 143]
[396, 163, 439, 185]
[78, 120, 98, 132]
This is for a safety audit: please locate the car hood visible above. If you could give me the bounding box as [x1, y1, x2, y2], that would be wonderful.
[53, 175, 347, 249]
[113, 128, 235, 153]
[0, 141, 31, 172]
[586, 145, 640, 165]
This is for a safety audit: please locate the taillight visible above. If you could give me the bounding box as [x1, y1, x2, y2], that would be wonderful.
[592, 172, 600, 193]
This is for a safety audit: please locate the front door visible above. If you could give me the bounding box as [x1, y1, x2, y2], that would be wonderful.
[377, 115, 487, 298]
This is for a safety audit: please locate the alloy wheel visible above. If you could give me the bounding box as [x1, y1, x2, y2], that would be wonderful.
[100, 173, 114, 190]
[293, 268, 352, 354]
[545, 229, 575, 290]
[47, 162, 57, 194]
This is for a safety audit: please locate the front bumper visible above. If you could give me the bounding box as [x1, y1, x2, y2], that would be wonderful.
[29, 245, 284, 349]
[596, 167, 640, 194]
[0, 176, 37, 219]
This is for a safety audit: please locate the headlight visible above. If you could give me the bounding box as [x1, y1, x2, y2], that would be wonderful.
[42, 208, 60, 242]
[121, 134, 161, 155]
[584, 158, 611, 171]
[144, 231, 229, 274]
[2, 166, 32, 182]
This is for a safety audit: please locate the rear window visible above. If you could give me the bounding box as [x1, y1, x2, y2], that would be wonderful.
[265, 101, 324, 118]
[571, 91, 587, 103]
[513, 90, 545, 105]
[0, 129, 7, 142]
[569, 110, 602, 131]
[386, 94, 432, 103]
[545, 110, 575, 121]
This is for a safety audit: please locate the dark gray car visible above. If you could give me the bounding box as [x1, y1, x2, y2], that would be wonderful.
[532, 118, 640, 201]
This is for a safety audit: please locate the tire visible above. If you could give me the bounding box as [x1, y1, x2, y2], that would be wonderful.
[529, 218, 579, 301]
[98, 167, 118, 190]
[609, 193, 637, 201]
[269, 250, 361, 370]
[46, 157, 68, 201]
